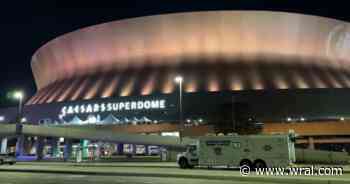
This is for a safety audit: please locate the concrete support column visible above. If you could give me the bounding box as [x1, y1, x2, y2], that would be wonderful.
[144, 145, 149, 155]
[160, 147, 168, 161]
[16, 135, 25, 157]
[31, 137, 37, 155]
[132, 144, 137, 155]
[36, 137, 45, 161]
[80, 139, 89, 159]
[94, 142, 101, 160]
[1, 137, 8, 154]
[51, 138, 59, 158]
[28, 137, 36, 155]
[308, 136, 315, 150]
[63, 139, 72, 161]
[117, 143, 124, 155]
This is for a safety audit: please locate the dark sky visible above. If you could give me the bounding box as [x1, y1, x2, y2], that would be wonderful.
[1, 0, 350, 107]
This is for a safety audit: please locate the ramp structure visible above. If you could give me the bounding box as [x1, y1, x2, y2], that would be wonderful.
[0, 124, 17, 136]
[0, 124, 193, 148]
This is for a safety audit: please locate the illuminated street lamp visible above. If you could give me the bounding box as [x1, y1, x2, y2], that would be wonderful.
[20, 117, 27, 123]
[13, 91, 24, 120]
[174, 76, 184, 142]
[174, 76, 183, 84]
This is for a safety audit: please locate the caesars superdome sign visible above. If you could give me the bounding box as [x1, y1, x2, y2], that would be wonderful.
[59, 99, 167, 118]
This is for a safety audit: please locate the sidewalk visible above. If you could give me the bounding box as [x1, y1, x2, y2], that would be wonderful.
[19, 161, 178, 168]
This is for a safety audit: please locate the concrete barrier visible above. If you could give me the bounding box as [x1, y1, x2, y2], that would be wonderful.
[296, 148, 349, 164]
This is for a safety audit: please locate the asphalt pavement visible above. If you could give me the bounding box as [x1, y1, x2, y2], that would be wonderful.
[0, 162, 349, 184]
[0, 172, 264, 184]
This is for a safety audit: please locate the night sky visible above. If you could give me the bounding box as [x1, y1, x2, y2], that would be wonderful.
[1, 1, 350, 107]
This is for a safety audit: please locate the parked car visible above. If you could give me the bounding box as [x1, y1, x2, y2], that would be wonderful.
[0, 153, 16, 165]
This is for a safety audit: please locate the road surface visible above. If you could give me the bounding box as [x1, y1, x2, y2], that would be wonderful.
[0, 162, 349, 184]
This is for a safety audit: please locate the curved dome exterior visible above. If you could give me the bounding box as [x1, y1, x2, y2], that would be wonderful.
[28, 11, 350, 105]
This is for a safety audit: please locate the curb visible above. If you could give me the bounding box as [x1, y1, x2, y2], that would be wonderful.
[16, 162, 350, 174]
[0, 168, 348, 184]
[18, 162, 177, 169]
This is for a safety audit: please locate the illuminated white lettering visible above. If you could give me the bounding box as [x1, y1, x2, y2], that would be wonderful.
[59, 99, 167, 117]
[137, 101, 143, 109]
[67, 106, 74, 114]
[80, 105, 85, 113]
[160, 99, 166, 109]
[125, 102, 130, 110]
[93, 104, 99, 112]
[60, 106, 67, 117]
[100, 103, 106, 112]
[112, 103, 118, 111]
[151, 101, 159, 108]
[144, 101, 151, 109]
[74, 105, 80, 113]
[131, 102, 137, 110]
[86, 104, 93, 113]
[107, 103, 112, 111]
[119, 102, 125, 110]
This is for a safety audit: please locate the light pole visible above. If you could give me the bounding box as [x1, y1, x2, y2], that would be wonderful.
[13, 91, 24, 123]
[11, 90, 24, 157]
[174, 76, 183, 143]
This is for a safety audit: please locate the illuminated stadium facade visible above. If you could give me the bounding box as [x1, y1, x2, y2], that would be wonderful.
[27, 11, 350, 120]
[2, 11, 350, 154]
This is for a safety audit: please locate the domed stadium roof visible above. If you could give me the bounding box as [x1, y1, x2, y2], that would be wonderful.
[28, 11, 350, 104]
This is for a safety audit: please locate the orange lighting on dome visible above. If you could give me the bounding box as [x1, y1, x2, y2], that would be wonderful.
[84, 77, 104, 100]
[70, 78, 89, 101]
[275, 77, 289, 89]
[208, 74, 220, 92]
[294, 75, 309, 89]
[31, 92, 44, 104]
[311, 74, 327, 88]
[340, 73, 350, 88]
[185, 79, 197, 93]
[326, 72, 342, 88]
[46, 88, 63, 103]
[141, 74, 156, 96]
[37, 81, 64, 104]
[101, 75, 119, 98]
[57, 78, 81, 102]
[251, 70, 264, 90]
[120, 78, 135, 97]
[27, 89, 45, 105]
[231, 76, 243, 91]
[47, 81, 73, 103]
[162, 73, 175, 94]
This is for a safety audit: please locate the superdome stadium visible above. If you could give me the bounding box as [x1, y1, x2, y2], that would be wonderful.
[30, 11, 350, 99]
[2, 11, 350, 154]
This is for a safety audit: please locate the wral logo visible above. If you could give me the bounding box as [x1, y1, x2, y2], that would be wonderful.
[58, 99, 166, 118]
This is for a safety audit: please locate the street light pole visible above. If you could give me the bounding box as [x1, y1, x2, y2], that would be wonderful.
[179, 78, 183, 133]
[174, 76, 184, 143]
[12, 91, 24, 157]
[18, 94, 23, 120]
[13, 91, 24, 123]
